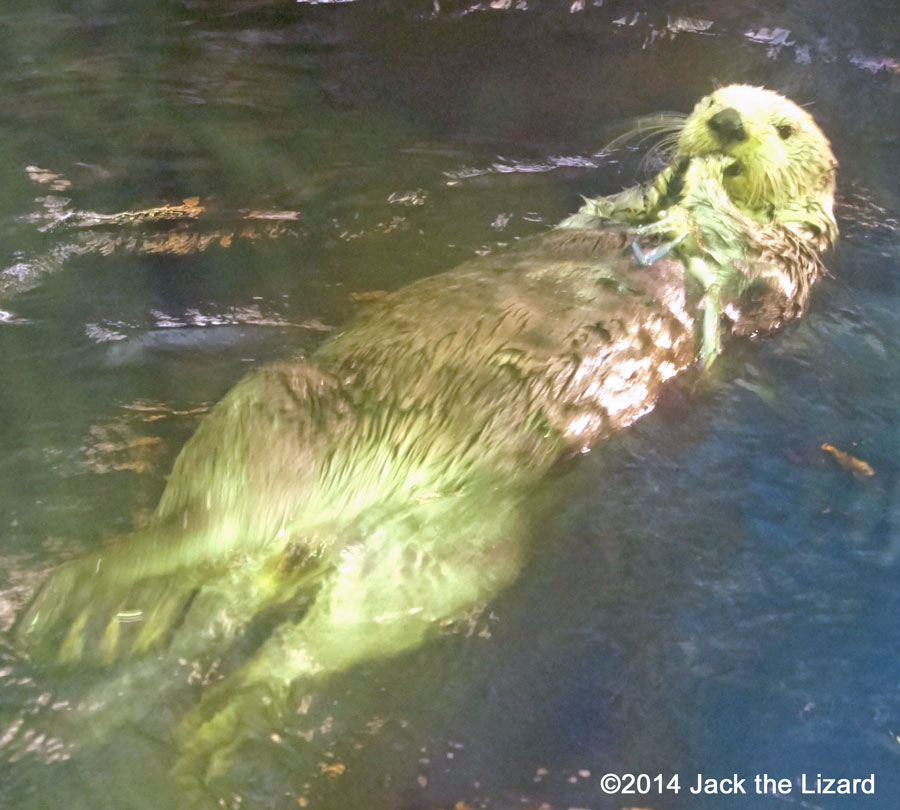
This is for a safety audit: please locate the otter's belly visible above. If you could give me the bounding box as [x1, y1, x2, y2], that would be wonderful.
[158, 228, 699, 544]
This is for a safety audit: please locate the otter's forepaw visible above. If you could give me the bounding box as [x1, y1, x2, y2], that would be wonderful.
[699, 285, 724, 369]
[635, 204, 694, 239]
[175, 677, 289, 785]
[631, 232, 687, 266]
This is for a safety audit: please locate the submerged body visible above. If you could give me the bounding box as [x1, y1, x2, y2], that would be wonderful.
[13, 85, 837, 786]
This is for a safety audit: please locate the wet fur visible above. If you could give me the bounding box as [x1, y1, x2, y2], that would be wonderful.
[12, 85, 837, 787]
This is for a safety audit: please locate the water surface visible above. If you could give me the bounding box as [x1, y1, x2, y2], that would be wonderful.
[0, 2, 898, 809]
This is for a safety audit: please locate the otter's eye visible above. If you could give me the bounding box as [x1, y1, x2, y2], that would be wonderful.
[776, 123, 793, 140]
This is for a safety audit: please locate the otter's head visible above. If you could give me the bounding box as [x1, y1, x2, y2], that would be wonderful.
[676, 85, 837, 239]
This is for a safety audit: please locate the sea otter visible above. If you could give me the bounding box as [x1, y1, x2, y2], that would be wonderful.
[564, 84, 837, 363]
[12, 85, 837, 785]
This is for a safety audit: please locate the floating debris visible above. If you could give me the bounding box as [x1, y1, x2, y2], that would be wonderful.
[821, 443, 875, 478]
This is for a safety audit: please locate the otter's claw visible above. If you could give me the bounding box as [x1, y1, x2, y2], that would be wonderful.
[631, 233, 686, 266]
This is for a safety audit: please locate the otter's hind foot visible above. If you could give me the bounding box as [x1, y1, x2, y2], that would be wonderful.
[174, 675, 290, 786]
[14, 555, 201, 665]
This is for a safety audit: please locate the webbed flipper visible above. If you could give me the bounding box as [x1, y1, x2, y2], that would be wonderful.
[13, 526, 207, 665]
[13, 522, 328, 665]
[172, 491, 529, 787]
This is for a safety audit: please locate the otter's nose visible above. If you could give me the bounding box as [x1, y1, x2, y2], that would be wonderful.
[707, 107, 746, 144]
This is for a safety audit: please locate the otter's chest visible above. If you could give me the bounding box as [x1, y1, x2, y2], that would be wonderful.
[317, 230, 698, 454]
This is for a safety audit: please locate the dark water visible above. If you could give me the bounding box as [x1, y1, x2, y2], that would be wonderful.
[0, 1, 898, 808]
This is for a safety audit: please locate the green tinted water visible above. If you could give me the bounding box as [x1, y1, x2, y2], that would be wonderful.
[0, 2, 898, 810]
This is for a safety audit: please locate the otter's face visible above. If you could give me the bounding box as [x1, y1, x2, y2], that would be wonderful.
[677, 85, 836, 215]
